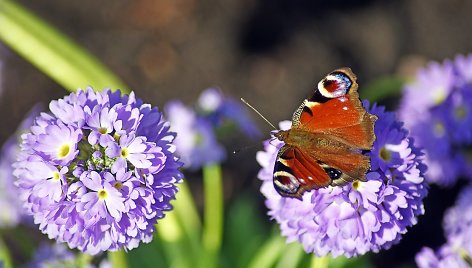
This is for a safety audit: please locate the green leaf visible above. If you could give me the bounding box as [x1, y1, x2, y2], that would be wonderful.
[247, 230, 286, 268]
[0, 0, 128, 92]
[224, 195, 268, 268]
[360, 76, 405, 102]
[275, 242, 304, 268]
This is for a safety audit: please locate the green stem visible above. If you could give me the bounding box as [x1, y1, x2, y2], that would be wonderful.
[76, 253, 93, 268]
[108, 250, 128, 268]
[201, 164, 224, 268]
[0, 237, 13, 268]
[0, 0, 128, 92]
[310, 255, 329, 268]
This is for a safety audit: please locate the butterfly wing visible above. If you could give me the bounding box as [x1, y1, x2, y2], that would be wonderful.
[292, 67, 376, 149]
[273, 145, 332, 199]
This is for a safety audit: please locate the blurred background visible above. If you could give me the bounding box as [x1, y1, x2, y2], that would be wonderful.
[1, 0, 472, 267]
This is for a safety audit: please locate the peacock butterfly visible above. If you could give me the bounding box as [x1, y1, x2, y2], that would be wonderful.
[273, 67, 377, 199]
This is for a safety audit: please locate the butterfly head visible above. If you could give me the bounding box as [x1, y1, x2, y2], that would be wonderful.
[273, 129, 289, 142]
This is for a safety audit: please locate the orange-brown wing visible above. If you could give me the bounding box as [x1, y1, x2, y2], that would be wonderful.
[308, 139, 371, 184]
[273, 145, 332, 199]
[291, 67, 376, 150]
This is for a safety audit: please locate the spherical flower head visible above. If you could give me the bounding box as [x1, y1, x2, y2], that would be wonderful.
[256, 102, 428, 258]
[165, 100, 225, 169]
[14, 88, 183, 254]
[416, 185, 472, 268]
[399, 54, 472, 186]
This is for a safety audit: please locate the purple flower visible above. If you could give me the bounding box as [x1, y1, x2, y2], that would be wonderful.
[256, 102, 428, 257]
[14, 88, 183, 254]
[0, 106, 41, 227]
[27, 243, 75, 268]
[165, 100, 225, 169]
[416, 185, 472, 268]
[27, 243, 111, 268]
[196, 88, 261, 138]
[164, 88, 260, 169]
[399, 54, 472, 186]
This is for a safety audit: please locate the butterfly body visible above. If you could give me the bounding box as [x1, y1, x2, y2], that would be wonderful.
[273, 68, 377, 199]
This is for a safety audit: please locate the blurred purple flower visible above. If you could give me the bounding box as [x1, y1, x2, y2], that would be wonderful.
[399, 54, 472, 186]
[28, 243, 111, 268]
[165, 100, 225, 169]
[165, 88, 259, 169]
[197, 88, 261, 139]
[27, 243, 75, 268]
[0, 106, 41, 227]
[256, 103, 428, 257]
[416, 185, 472, 268]
[14, 88, 183, 254]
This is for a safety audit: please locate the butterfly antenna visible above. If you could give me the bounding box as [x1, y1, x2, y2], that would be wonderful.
[240, 98, 277, 130]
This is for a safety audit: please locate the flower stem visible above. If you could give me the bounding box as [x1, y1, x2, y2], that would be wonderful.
[0, 237, 13, 268]
[310, 255, 329, 268]
[201, 164, 224, 268]
[0, 0, 128, 92]
[77, 252, 93, 268]
[108, 250, 128, 268]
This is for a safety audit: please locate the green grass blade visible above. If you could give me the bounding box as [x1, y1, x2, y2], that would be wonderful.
[0, 0, 128, 92]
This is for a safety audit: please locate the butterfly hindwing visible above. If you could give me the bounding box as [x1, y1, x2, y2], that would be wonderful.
[273, 145, 332, 199]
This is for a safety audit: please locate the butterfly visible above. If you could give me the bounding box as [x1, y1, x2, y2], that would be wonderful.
[273, 67, 377, 199]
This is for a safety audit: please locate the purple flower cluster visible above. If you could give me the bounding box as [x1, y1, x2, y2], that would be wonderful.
[165, 88, 260, 169]
[256, 102, 428, 257]
[416, 186, 472, 267]
[399, 54, 472, 186]
[14, 88, 183, 254]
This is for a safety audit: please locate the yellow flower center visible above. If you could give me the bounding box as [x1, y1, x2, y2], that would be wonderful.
[455, 106, 466, 120]
[52, 171, 60, 181]
[434, 122, 445, 137]
[433, 89, 446, 105]
[114, 181, 123, 190]
[121, 148, 129, 158]
[98, 189, 108, 200]
[58, 144, 71, 159]
[194, 133, 203, 145]
[98, 127, 108, 134]
[380, 147, 391, 161]
[352, 180, 361, 190]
